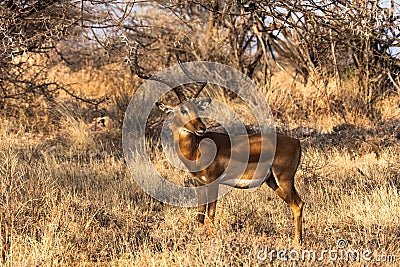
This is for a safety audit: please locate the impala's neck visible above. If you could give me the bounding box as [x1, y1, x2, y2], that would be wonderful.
[172, 126, 201, 161]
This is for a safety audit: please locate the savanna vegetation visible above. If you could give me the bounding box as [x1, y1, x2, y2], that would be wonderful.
[1, 1, 400, 266]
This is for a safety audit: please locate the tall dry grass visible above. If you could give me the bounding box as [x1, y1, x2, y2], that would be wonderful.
[1, 63, 399, 266]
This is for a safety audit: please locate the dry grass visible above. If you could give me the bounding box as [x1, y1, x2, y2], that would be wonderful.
[1, 65, 400, 266]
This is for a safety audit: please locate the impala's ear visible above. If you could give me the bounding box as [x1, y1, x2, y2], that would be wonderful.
[156, 102, 174, 114]
[196, 98, 211, 111]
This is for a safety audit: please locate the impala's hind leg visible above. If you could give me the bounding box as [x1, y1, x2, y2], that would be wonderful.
[293, 188, 304, 242]
[275, 180, 304, 246]
[267, 170, 303, 245]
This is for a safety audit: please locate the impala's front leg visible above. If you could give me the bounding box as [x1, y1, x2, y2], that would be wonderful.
[197, 206, 206, 224]
[196, 186, 206, 224]
[196, 184, 218, 223]
[204, 183, 219, 237]
[206, 183, 219, 223]
[196, 182, 219, 236]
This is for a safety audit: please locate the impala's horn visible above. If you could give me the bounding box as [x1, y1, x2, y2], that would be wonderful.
[132, 45, 186, 103]
[176, 53, 207, 99]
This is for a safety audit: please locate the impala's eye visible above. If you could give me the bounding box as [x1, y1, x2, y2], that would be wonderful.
[181, 109, 188, 115]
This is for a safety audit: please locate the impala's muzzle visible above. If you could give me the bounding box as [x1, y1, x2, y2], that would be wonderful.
[183, 119, 206, 136]
[195, 126, 206, 136]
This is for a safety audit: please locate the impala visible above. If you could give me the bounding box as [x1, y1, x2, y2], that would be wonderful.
[133, 53, 304, 245]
